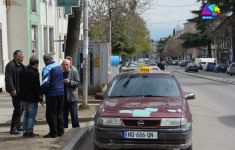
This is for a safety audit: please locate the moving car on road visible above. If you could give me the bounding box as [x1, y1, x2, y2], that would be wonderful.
[185, 63, 199, 72]
[94, 67, 195, 150]
[226, 63, 235, 76]
[180, 60, 191, 67]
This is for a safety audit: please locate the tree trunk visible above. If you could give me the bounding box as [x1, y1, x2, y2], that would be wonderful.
[208, 43, 212, 58]
[65, 3, 83, 66]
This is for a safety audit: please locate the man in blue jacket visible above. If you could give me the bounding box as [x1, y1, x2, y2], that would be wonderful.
[40, 54, 64, 138]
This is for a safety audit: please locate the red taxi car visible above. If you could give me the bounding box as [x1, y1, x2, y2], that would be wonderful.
[94, 67, 195, 150]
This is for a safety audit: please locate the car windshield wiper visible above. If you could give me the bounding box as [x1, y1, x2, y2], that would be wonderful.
[139, 95, 167, 97]
[108, 95, 128, 98]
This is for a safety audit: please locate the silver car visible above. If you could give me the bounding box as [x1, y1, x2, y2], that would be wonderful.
[226, 63, 235, 76]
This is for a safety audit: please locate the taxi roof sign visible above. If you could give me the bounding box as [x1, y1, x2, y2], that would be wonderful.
[139, 67, 152, 73]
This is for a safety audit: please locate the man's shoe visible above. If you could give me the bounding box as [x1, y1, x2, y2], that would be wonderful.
[23, 132, 39, 138]
[16, 127, 24, 131]
[43, 133, 57, 138]
[58, 132, 64, 137]
[10, 127, 20, 135]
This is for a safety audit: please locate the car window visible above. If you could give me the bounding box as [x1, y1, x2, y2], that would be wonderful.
[107, 75, 181, 97]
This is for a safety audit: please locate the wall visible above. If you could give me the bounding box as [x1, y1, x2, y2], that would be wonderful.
[77, 42, 110, 94]
[7, 0, 28, 61]
[0, 0, 9, 91]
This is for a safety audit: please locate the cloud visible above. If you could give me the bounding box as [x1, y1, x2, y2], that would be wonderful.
[142, 0, 201, 40]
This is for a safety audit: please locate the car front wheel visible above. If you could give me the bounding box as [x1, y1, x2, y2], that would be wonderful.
[181, 145, 192, 150]
[94, 144, 105, 150]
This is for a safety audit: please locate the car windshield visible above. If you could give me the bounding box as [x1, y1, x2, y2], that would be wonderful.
[107, 75, 181, 97]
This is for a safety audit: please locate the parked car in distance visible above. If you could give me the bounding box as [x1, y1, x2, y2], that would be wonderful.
[185, 63, 198, 72]
[213, 63, 227, 73]
[226, 63, 235, 76]
[204, 62, 215, 72]
[172, 60, 178, 65]
[195, 58, 215, 70]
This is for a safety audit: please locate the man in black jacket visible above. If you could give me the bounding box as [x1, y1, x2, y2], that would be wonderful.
[19, 56, 42, 137]
[5, 50, 24, 134]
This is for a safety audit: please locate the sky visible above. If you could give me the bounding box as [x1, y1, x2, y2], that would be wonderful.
[142, 0, 201, 41]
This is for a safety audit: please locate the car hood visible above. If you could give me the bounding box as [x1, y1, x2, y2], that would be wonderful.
[98, 97, 185, 118]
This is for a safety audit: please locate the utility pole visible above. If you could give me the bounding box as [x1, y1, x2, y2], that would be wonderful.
[108, 0, 112, 44]
[83, 0, 88, 107]
[108, 0, 112, 83]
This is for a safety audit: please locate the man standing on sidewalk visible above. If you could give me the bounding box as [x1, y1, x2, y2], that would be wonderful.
[40, 54, 64, 138]
[62, 59, 80, 128]
[5, 50, 25, 135]
[19, 56, 42, 137]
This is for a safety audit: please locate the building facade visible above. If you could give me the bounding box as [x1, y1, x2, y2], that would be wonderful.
[0, 0, 68, 91]
[213, 19, 233, 64]
[0, 0, 9, 92]
[7, 0, 68, 71]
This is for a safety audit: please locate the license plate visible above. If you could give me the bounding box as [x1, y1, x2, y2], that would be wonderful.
[124, 131, 158, 139]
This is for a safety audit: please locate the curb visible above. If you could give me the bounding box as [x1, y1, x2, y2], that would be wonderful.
[167, 67, 235, 85]
[0, 117, 94, 127]
[63, 121, 94, 150]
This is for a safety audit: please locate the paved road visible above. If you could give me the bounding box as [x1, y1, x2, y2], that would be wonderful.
[78, 71, 235, 150]
[170, 65, 235, 81]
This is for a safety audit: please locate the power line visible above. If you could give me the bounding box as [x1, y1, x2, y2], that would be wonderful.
[152, 4, 198, 7]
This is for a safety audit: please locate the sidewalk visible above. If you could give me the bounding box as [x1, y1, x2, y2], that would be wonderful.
[0, 93, 100, 150]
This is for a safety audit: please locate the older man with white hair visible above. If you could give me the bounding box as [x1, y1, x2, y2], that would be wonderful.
[61, 59, 80, 128]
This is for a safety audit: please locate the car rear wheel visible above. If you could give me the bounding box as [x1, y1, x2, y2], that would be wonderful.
[181, 145, 192, 150]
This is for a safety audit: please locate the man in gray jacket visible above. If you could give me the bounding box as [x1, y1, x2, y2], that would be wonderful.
[62, 59, 80, 128]
[5, 50, 25, 134]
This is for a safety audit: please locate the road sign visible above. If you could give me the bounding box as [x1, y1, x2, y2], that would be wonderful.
[57, 0, 80, 6]
[65, 6, 73, 15]
[57, 0, 80, 15]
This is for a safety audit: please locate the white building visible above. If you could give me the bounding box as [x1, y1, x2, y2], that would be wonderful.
[0, 0, 9, 92]
[7, 0, 68, 69]
[0, 0, 69, 92]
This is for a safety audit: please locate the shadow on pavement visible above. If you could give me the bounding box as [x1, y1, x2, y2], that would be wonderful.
[218, 115, 235, 128]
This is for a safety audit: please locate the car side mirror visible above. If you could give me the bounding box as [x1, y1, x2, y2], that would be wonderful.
[184, 92, 195, 100]
[95, 92, 105, 100]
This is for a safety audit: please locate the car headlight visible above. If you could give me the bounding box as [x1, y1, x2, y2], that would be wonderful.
[97, 117, 121, 127]
[160, 118, 188, 127]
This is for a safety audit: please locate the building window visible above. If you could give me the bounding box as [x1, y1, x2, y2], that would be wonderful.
[0, 23, 3, 73]
[31, 0, 37, 12]
[44, 27, 48, 53]
[31, 25, 38, 55]
[49, 28, 54, 53]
